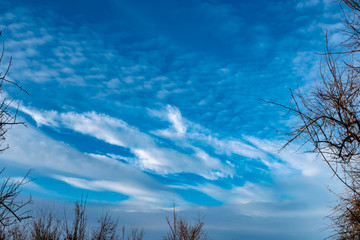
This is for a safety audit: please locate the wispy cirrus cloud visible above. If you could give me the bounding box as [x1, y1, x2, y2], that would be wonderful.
[20, 103, 326, 182]
[1, 123, 184, 208]
[19, 106, 235, 180]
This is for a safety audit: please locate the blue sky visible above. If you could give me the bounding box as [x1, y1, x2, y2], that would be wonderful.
[0, 0, 344, 239]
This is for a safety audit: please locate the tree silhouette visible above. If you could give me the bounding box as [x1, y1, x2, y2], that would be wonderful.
[0, 30, 31, 229]
[271, 1, 360, 239]
[164, 205, 207, 240]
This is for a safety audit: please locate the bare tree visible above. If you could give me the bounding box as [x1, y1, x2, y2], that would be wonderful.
[0, 30, 32, 229]
[0, 170, 32, 227]
[126, 227, 144, 240]
[91, 213, 119, 240]
[0, 31, 27, 154]
[64, 199, 87, 240]
[30, 207, 61, 240]
[164, 205, 207, 240]
[328, 190, 360, 239]
[0, 29, 32, 236]
[271, 0, 360, 239]
[7, 222, 29, 240]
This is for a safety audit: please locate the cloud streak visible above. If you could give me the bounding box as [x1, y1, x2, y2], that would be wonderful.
[19, 106, 236, 180]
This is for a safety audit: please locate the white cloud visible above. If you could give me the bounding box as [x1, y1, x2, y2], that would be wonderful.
[150, 105, 264, 159]
[148, 105, 187, 138]
[20, 99, 330, 186]
[149, 104, 330, 179]
[55, 175, 156, 197]
[296, 0, 320, 9]
[19, 106, 234, 180]
[166, 105, 187, 135]
[245, 136, 323, 177]
[0, 124, 190, 208]
[20, 106, 59, 127]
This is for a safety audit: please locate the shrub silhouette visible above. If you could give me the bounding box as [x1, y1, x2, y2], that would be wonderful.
[164, 205, 207, 240]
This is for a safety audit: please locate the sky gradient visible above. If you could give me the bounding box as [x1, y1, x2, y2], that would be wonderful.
[0, 0, 344, 239]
